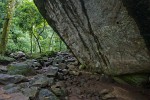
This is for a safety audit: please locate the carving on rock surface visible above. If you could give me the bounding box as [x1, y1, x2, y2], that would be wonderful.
[34, 0, 150, 75]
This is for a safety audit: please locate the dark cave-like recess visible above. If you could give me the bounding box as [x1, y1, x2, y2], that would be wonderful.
[122, 0, 150, 51]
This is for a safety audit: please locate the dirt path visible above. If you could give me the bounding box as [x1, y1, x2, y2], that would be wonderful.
[63, 71, 150, 100]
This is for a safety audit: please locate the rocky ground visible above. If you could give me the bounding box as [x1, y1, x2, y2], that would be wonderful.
[0, 52, 150, 100]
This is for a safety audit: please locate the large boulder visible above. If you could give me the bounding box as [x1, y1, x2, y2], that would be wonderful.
[10, 51, 26, 59]
[34, 0, 150, 75]
[7, 62, 36, 76]
[0, 74, 27, 85]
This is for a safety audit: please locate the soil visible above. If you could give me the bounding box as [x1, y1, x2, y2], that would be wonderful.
[64, 71, 150, 100]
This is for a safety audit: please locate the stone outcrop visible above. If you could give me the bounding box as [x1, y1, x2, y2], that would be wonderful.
[34, 0, 150, 75]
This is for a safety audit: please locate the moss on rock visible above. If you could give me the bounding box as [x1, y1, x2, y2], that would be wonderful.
[7, 63, 35, 76]
[0, 56, 15, 64]
[114, 74, 149, 86]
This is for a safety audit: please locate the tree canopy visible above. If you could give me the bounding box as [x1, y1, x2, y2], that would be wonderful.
[0, 0, 67, 55]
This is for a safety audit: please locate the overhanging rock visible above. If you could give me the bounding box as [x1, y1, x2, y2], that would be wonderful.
[34, 0, 150, 75]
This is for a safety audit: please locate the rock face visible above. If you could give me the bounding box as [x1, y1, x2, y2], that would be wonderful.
[34, 0, 150, 75]
[0, 74, 27, 85]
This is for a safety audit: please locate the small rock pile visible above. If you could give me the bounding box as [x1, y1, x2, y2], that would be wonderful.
[0, 52, 149, 100]
[0, 52, 79, 100]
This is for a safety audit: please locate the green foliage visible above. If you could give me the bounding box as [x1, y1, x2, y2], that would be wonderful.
[40, 51, 56, 57]
[0, 0, 68, 54]
[28, 51, 56, 59]
[0, 55, 15, 63]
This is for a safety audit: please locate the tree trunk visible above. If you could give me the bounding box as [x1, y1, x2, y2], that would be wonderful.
[34, 0, 150, 75]
[30, 31, 33, 54]
[0, 0, 16, 55]
[32, 32, 42, 53]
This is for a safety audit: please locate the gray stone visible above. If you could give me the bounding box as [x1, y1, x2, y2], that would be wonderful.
[3, 83, 16, 90]
[7, 62, 36, 76]
[19, 82, 30, 89]
[0, 65, 8, 74]
[44, 62, 52, 67]
[51, 86, 66, 96]
[0, 74, 27, 85]
[34, 0, 150, 75]
[25, 59, 41, 69]
[4, 86, 20, 94]
[21, 87, 39, 98]
[67, 64, 76, 70]
[38, 89, 59, 100]
[10, 51, 25, 59]
[30, 75, 54, 87]
[58, 63, 67, 70]
[65, 58, 76, 62]
[53, 56, 64, 66]
[45, 67, 58, 77]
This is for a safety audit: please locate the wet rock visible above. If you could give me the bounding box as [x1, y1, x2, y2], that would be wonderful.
[0, 74, 27, 85]
[38, 89, 59, 100]
[7, 62, 36, 76]
[21, 87, 39, 98]
[30, 75, 54, 87]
